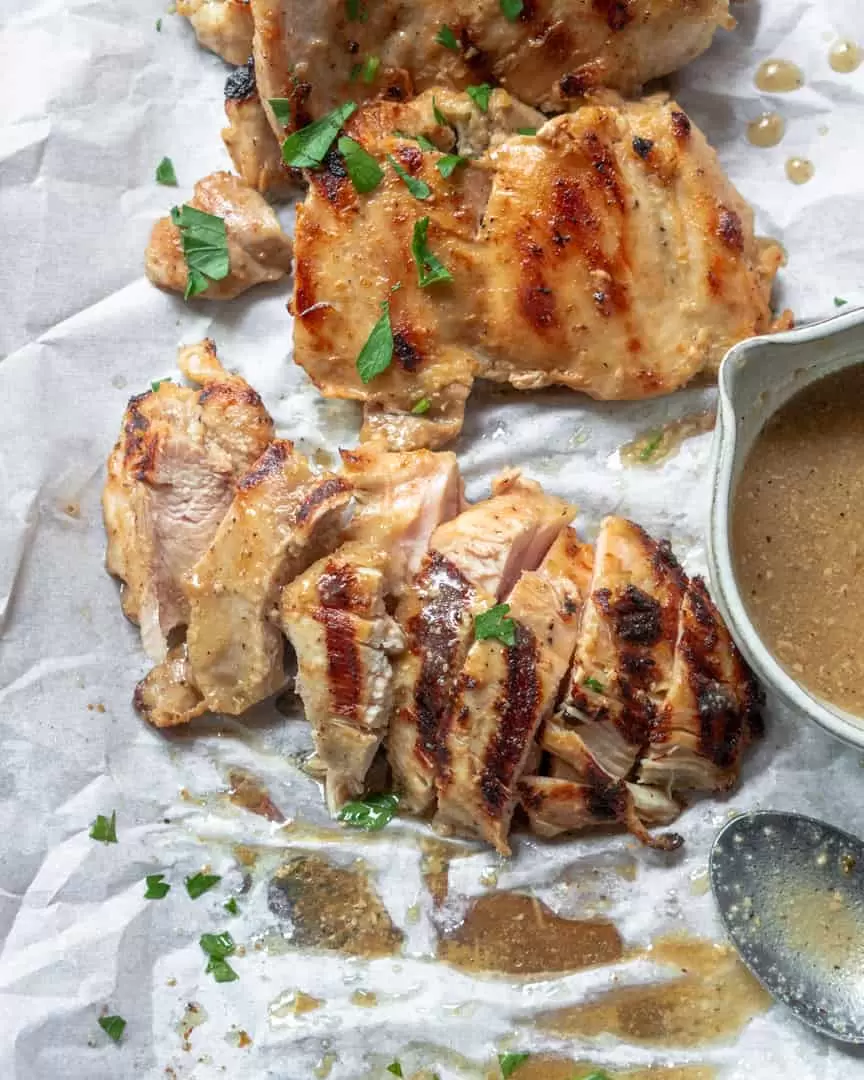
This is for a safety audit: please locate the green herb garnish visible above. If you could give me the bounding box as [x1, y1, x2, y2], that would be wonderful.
[269, 98, 292, 127]
[516, 126, 537, 135]
[200, 931, 239, 982]
[278, 101, 357, 168]
[98, 1015, 126, 1043]
[499, 0, 524, 20]
[475, 603, 516, 646]
[338, 136, 384, 193]
[394, 130, 437, 151]
[359, 54, 380, 83]
[411, 217, 453, 287]
[224, 897, 239, 915]
[436, 25, 459, 51]
[155, 17, 162, 31]
[436, 154, 467, 178]
[411, 397, 431, 415]
[466, 83, 493, 112]
[338, 792, 399, 831]
[170, 205, 230, 300]
[835, 296, 849, 307]
[155, 156, 177, 185]
[144, 873, 170, 899]
[583, 676, 604, 694]
[150, 377, 172, 392]
[185, 872, 221, 899]
[386, 1063, 403, 1077]
[432, 98, 448, 126]
[356, 300, 394, 383]
[499, 1053, 530, 1078]
[581, 1073, 612, 1080]
[388, 155, 432, 199]
[345, 0, 368, 20]
[90, 811, 117, 844]
[638, 431, 663, 462]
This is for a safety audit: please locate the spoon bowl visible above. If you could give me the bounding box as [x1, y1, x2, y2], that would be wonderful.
[711, 810, 864, 1043]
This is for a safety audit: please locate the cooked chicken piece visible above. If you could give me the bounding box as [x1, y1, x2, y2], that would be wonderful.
[103, 340, 273, 660]
[134, 647, 206, 729]
[293, 90, 788, 448]
[250, 0, 731, 141]
[434, 528, 592, 853]
[389, 473, 575, 812]
[146, 171, 293, 301]
[182, 441, 352, 716]
[177, 0, 253, 66]
[222, 60, 294, 196]
[340, 446, 465, 591]
[639, 575, 762, 792]
[544, 516, 688, 781]
[281, 543, 405, 810]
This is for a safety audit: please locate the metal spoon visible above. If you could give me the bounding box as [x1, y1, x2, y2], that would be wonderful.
[710, 810, 864, 1043]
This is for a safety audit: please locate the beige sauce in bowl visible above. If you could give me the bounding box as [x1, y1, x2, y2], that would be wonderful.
[733, 365, 864, 714]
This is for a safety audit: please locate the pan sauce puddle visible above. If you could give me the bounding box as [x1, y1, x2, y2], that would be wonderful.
[500, 1062, 715, 1080]
[619, 410, 715, 467]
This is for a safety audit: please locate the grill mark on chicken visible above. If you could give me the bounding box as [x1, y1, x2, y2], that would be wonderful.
[584, 131, 625, 212]
[394, 144, 424, 174]
[393, 329, 423, 372]
[595, 584, 662, 644]
[671, 109, 692, 141]
[198, 380, 265, 410]
[632, 136, 654, 160]
[295, 476, 351, 523]
[238, 439, 293, 490]
[317, 560, 360, 609]
[559, 69, 596, 97]
[717, 205, 745, 253]
[517, 232, 557, 331]
[479, 623, 541, 815]
[123, 396, 156, 478]
[315, 606, 363, 721]
[225, 57, 256, 101]
[593, 0, 633, 31]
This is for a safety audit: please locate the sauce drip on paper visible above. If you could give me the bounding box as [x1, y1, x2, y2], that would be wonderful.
[746, 112, 785, 148]
[754, 59, 804, 92]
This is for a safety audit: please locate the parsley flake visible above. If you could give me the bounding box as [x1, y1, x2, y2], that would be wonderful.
[150, 377, 172, 392]
[360, 54, 380, 83]
[475, 603, 516, 646]
[583, 676, 605, 694]
[338, 792, 399, 831]
[387, 1064, 404, 1077]
[155, 17, 162, 31]
[144, 873, 170, 899]
[388, 155, 432, 199]
[98, 1015, 126, 1043]
[185, 872, 221, 899]
[394, 130, 437, 151]
[466, 83, 493, 112]
[155, 156, 177, 185]
[499, 1053, 530, 1078]
[432, 97, 449, 126]
[269, 97, 292, 127]
[345, 0, 368, 20]
[638, 431, 663, 462]
[436, 25, 459, 51]
[835, 296, 849, 307]
[279, 101, 357, 168]
[436, 153, 467, 179]
[356, 301, 394, 383]
[170, 204, 230, 300]
[411, 397, 431, 415]
[89, 811, 117, 844]
[224, 897, 239, 915]
[412, 217, 453, 287]
[517, 126, 537, 136]
[338, 136, 384, 193]
[200, 931, 239, 983]
[499, 0, 524, 20]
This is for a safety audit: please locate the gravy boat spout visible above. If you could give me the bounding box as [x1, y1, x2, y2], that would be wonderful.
[707, 307, 864, 751]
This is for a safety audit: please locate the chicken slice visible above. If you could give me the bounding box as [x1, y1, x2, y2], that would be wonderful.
[102, 340, 273, 660]
[222, 59, 294, 196]
[544, 516, 688, 782]
[434, 528, 593, 853]
[389, 474, 575, 813]
[293, 90, 787, 448]
[181, 441, 352, 716]
[250, 0, 731, 142]
[134, 647, 206, 729]
[340, 446, 465, 592]
[639, 575, 763, 793]
[280, 542, 405, 811]
[177, 0, 253, 66]
[146, 171, 293, 301]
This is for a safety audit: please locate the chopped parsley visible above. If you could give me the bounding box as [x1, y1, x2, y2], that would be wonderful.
[498, 1053, 530, 1078]
[638, 431, 663, 462]
[466, 83, 493, 112]
[411, 217, 453, 287]
[224, 897, 239, 916]
[583, 676, 605, 694]
[278, 101, 357, 168]
[338, 136, 384, 193]
[200, 931, 239, 983]
[155, 17, 162, 32]
[345, 0, 368, 20]
[98, 1015, 126, 1043]
[436, 25, 459, 51]
[351, 54, 380, 84]
[475, 603, 517, 647]
[582, 1073, 612, 1080]
[388, 155, 432, 199]
[436, 153, 467, 178]
[269, 97, 292, 127]
[386, 1064, 404, 1078]
[516, 126, 537, 136]
[155, 156, 177, 186]
[144, 873, 170, 899]
[170, 205, 230, 300]
[411, 397, 431, 415]
[394, 130, 437, 151]
[835, 296, 849, 307]
[432, 98, 448, 126]
[356, 300, 394, 383]
[185, 872, 221, 899]
[150, 377, 172, 392]
[338, 792, 399, 831]
[89, 811, 117, 844]
[499, 0, 524, 20]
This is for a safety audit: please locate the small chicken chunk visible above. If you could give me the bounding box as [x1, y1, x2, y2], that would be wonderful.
[178, 0, 253, 66]
[146, 171, 293, 301]
[222, 60, 294, 196]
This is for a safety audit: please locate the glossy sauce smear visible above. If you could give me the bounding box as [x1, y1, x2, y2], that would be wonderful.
[733, 366, 864, 714]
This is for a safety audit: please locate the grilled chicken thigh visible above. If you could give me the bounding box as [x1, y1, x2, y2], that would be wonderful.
[434, 528, 592, 853]
[178, 0, 254, 65]
[146, 171, 293, 300]
[250, 0, 731, 140]
[103, 340, 273, 661]
[389, 473, 574, 812]
[293, 90, 787, 448]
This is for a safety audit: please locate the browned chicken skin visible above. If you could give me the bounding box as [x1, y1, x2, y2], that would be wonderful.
[293, 89, 788, 449]
[177, 0, 254, 65]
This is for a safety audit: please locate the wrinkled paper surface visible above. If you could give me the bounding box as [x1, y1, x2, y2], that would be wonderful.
[3, 1, 864, 1077]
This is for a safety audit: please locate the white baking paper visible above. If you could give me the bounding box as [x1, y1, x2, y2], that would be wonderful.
[3, 1, 864, 1077]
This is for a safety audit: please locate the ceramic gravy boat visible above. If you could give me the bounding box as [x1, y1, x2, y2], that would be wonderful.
[707, 306, 864, 751]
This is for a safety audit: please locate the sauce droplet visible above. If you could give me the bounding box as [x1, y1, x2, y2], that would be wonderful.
[755, 59, 804, 93]
[785, 157, 815, 185]
[829, 39, 862, 73]
[747, 112, 786, 148]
